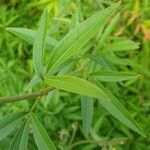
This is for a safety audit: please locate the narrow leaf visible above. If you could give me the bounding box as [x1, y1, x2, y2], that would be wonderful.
[27, 75, 42, 89]
[47, 2, 120, 74]
[0, 112, 26, 140]
[9, 121, 28, 150]
[44, 76, 108, 99]
[44, 75, 145, 136]
[7, 27, 58, 51]
[104, 39, 140, 51]
[86, 53, 113, 70]
[81, 96, 93, 137]
[33, 9, 48, 78]
[92, 79, 146, 137]
[91, 71, 140, 82]
[31, 114, 57, 150]
[69, 7, 80, 31]
[98, 13, 120, 49]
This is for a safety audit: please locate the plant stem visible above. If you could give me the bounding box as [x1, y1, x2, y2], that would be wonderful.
[0, 87, 53, 104]
[70, 139, 125, 149]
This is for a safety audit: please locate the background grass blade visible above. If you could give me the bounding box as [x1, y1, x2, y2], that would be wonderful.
[44, 75, 145, 136]
[9, 121, 28, 150]
[7, 27, 58, 51]
[47, 2, 120, 74]
[81, 96, 93, 137]
[0, 112, 26, 140]
[33, 9, 48, 79]
[91, 71, 140, 82]
[31, 114, 57, 150]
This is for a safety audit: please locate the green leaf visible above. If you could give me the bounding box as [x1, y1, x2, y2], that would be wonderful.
[0, 112, 26, 140]
[31, 114, 57, 150]
[9, 121, 28, 150]
[91, 71, 140, 82]
[69, 7, 80, 31]
[102, 51, 129, 65]
[81, 96, 93, 137]
[6, 27, 58, 51]
[44, 75, 145, 136]
[86, 53, 113, 70]
[92, 79, 146, 137]
[27, 75, 42, 89]
[44, 76, 108, 99]
[47, 2, 120, 74]
[33, 9, 48, 78]
[98, 13, 120, 49]
[104, 39, 140, 51]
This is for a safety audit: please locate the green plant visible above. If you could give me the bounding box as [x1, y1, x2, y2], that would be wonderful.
[0, 2, 146, 149]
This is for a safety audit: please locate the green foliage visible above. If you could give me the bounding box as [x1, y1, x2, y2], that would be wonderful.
[31, 113, 57, 150]
[47, 2, 120, 74]
[33, 9, 48, 78]
[91, 71, 140, 82]
[0, 112, 26, 140]
[0, 0, 149, 149]
[7, 27, 58, 51]
[9, 121, 28, 150]
[81, 96, 93, 137]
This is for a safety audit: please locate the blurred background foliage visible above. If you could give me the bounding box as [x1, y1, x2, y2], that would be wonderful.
[0, 0, 150, 149]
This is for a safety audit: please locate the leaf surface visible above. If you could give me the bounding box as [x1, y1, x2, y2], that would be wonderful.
[104, 39, 139, 51]
[0, 112, 26, 140]
[81, 96, 93, 137]
[91, 71, 140, 82]
[44, 75, 145, 136]
[7, 27, 58, 51]
[47, 3, 120, 74]
[31, 114, 57, 150]
[33, 9, 48, 78]
[9, 121, 28, 150]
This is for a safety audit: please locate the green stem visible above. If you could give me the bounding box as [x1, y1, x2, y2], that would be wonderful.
[0, 87, 53, 104]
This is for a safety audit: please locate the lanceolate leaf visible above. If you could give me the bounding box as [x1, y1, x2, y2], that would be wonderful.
[69, 7, 80, 31]
[81, 96, 93, 137]
[31, 114, 57, 150]
[91, 71, 140, 82]
[98, 13, 120, 49]
[44, 75, 145, 136]
[0, 112, 26, 140]
[33, 9, 48, 78]
[27, 75, 42, 89]
[7, 27, 58, 51]
[9, 121, 28, 150]
[104, 39, 140, 51]
[47, 2, 120, 74]
[44, 76, 108, 99]
[86, 53, 113, 70]
[92, 80, 146, 137]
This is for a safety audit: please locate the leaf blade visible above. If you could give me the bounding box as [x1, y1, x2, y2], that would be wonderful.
[69, 7, 80, 31]
[31, 114, 57, 150]
[81, 96, 93, 137]
[104, 39, 140, 52]
[98, 13, 120, 49]
[33, 9, 48, 78]
[47, 2, 120, 74]
[91, 71, 140, 82]
[6, 27, 58, 51]
[0, 112, 26, 140]
[44, 75, 145, 136]
[9, 121, 28, 150]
